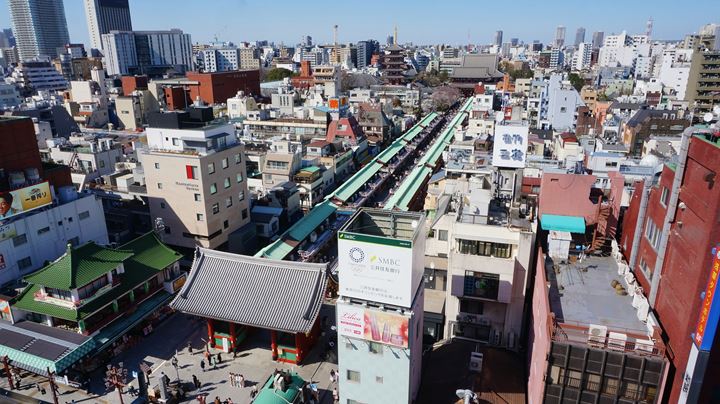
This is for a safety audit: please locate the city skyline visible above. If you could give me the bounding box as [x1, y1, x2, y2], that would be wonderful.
[1, 0, 718, 48]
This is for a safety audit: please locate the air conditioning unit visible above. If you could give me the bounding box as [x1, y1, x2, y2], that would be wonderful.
[468, 352, 483, 373]
[608, 332, 628, 351]
[587, 324, 608, 346]
[634, 338, 654, 354]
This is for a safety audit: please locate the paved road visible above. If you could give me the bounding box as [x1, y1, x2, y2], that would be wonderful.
[0, 304, 340, 403]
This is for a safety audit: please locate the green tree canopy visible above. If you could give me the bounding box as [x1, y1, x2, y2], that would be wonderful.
[263, 68, 296, 82]
[568, 73, 585, 92]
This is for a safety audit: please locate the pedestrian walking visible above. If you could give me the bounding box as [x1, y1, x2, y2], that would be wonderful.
[196, 395, 206, 404]
[204, 350, 210, 361]
[250, 384, 258, 398]
[239, 374, 245, 388]
[214, 396, 221, 404]
[217, 352, 222, 364]
[226, 398, 233, 404]
[329, 369, 336, 384]
[333, 387, 339, 402]
[212, 356, 217, 370]
[200, 359, 206, 372]
[192, 374, 200, 389]
[229, 372, 235, 387]
[188, 341, 193, 354]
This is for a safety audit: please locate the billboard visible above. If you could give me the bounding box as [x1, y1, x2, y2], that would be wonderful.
[337, 303, 409, 349]
[693, 244, 720, 351]
[0, 182, 53, 221]
[338, 232, 414, 307]
[0, 223, 17, 242]
[492, 124, 529, 168]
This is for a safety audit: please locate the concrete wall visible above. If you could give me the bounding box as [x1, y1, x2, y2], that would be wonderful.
[527, 248, 552, 403]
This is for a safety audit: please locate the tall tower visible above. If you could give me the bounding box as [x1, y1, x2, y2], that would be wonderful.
[554, 25, 566, 48]
[646, 17, 654, 39]
[574, 27, 586, 46]
[84, 0, 133, 53]
[8, 0, 70, 61]
[331, 24, 341, 65]
[494, 30, 503, 47]
[394, 25, 398, 45]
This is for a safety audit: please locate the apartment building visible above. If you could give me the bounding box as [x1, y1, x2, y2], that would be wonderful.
[141, 107, 250, 250]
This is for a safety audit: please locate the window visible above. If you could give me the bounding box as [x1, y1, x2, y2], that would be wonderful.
[172, 138, 180, 146]
[17, 256, 32, 270]
[225, 197, 233, 208]
[548, 366, 565, 385]
[346, 370, 361, 383]
[77, 274, 109, 299]
[602, 378, 619, 395]
[459, 299, 484, 314]
[605, 161, 618, 168]
[99, 160, 105, 169]
[236, 173, 243, 183]
[238, 191, 245, 202]
[457, 239, 512, 258]
[79, 211, 90, 220]
[242, 209, 248, 220]
[46, 288, 72, 301]
[566, 370, 582, 388]
[234, 153, 242, 164]
[210, 183, 217, 194]
[157, 183, 163, 189]
[438, 230, 448, 241]
[266, 160, 289, 170]
[212, 203, 220, 215]
[264, 174, 273, 183]
[186, 165, 198, 180]
[154, 163, 160, 169]
[560, 106, 567, 113]
[621, 381, 641, 400]
[224, 178, 231, 189]
[369, 342, 383, 355]
[222, 158, 229, 169]
[463, 272, 500, 300]
[37, 227, 50, 235]
[208, 163, 215, 174]
[640, 257, 652, 279]
[660, 186, 669, 207]
[584, 374, 601, 392]
[644, 218, 661, 250]
[13, 234, 27, 247]
[223, 220, 229, 229]
[375, 376, 383, 384]
[197, 213, 204, 221]
[160, 202, 166, 209]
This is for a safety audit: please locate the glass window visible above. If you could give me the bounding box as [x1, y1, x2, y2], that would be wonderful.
[463, 272, 500, 300]
[224, 178, 231, 188]
[457, 239, 512, 258]
[223, 220, 229, 229]
[234, 153, 242, 164]
[37, 227, 50, 235]
[13, 234, 27, 247]
[242, 209, 248, 219]
[212, 203, 220, 215]
[438, 230, 448, 241]
[347, 370, 361, 383]
[621, 381, 641, 400]
[157, 183, 163, 189]
[585, 374, 601, 392]
[186, 165, 198, 180]
[17, 256, 32, 270]
[368, 342, 383, 355]
[194, 193, 201, 201]
[660, 187, 669, 207]
[236, 173, 243, 183]
[79, 211, 90, 220]
[222, 158, 229, 169]
[238, 191, 245, 202]
[208, 163, 215, 174]
[602, 378, 619, 395]
[375, 376, 383, 384]
[154, 163, 160, 169]
[210, 183, 217, 194]
[548, 366, 565, 385]
[172, 138, 180, 146]
[197, 214, 204, 221]
[225, 197, 233, 208]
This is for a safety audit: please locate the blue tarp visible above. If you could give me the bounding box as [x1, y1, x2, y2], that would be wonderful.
[541, 214, 586, 233]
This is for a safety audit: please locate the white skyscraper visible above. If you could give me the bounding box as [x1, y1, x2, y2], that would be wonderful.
[84, 0, 133, 52]
[555, 25, 566, 48]
[8, 0, 70, 61]
[572, 42, 592, 71]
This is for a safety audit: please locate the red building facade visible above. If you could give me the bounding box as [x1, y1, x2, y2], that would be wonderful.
[621, 133, 720, 402]
[186, 70, 261, 105]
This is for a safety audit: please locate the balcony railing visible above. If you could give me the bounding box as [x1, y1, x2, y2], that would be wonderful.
[552, 321, 664, 358]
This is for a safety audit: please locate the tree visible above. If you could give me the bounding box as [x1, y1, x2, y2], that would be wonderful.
[568, 73, 585, 92]
[431, 86, 461, 111]
[262, 68, 296, 82]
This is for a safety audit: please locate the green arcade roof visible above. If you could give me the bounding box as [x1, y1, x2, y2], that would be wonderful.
[24, 242, 133, 290]
[541, 214, 586, 233]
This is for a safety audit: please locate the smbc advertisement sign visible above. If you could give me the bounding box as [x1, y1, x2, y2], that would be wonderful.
[338, 232, 413, 307]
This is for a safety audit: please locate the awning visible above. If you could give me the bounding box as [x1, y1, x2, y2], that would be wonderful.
[541, 214, 586, 234]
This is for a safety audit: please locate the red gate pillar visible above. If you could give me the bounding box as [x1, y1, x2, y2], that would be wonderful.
[229, 323, 236, 352]
[206, 319, 214, 349]
[270, 330, 278, 360]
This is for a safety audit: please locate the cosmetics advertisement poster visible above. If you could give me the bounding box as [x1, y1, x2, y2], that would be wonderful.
[338, 304, 409, 349]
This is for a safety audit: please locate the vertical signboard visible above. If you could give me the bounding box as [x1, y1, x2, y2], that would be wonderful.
[338, 232, 414, 307]
[492, 125, 529, 168]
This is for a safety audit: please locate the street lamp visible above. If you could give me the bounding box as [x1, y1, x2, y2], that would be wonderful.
[104, 362, 128, 404]
[171, 356, 180, 383]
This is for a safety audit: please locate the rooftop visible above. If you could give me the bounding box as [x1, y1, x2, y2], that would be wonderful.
[340, 208, 424, 243]
[547, 255, 648, 334]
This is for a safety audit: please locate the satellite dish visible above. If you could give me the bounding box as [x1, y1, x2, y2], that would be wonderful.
[495, 111, 504, 123]
[703, 112, 714, 123]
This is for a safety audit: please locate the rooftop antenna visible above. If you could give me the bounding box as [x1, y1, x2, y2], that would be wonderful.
[333, 24, 340, 64]
[394, 25, 398, 45]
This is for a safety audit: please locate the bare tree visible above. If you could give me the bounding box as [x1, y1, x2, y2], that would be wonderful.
[431, 86, 461, 111]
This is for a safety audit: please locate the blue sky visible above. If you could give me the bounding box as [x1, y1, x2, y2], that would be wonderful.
[2, 0, 719, 47]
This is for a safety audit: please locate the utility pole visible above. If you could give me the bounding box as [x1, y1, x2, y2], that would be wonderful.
[46, 368, 59, 404]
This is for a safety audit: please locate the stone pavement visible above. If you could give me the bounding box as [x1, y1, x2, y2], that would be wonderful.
[0, 304, 340, 404]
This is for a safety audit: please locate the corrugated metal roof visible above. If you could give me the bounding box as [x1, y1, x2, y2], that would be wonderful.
[376, 141, 406, 164]
[332, 162, 381, 202]
[170, 249, 327, 334]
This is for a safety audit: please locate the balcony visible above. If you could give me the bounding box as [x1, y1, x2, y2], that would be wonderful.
[552, 321, 664, 358]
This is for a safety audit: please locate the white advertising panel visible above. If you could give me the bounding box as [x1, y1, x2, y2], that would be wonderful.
[338, 232, 414, 307]
[492, 124, 529, 168]
[337, 303, 410, 349]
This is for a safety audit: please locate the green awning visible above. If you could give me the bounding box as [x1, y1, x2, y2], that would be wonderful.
[541, 214, 586, 233]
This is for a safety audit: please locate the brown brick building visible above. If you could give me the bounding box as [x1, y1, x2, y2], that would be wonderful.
[185, 70, 260, 105]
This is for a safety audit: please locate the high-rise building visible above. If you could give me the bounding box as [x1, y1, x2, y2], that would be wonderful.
[102, 29, 192, 76]
[357, 40, 378, 69]
[142, 107, 251, 250]
[684, 44, 720, 117]
[574, 27, 586, 46]
[571, 42, 592, 71]
[1, 29, 16, 47]
[494, 30, 503, 47]
[84, 0, 132, 52]
[302, 35, 312, 47]
[8, 0, 70, 61]
[592, 31, 605, 49]
[337, 209, 426, 404]
[554, 25, 566, 48]
[510, 37, 519, 47]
